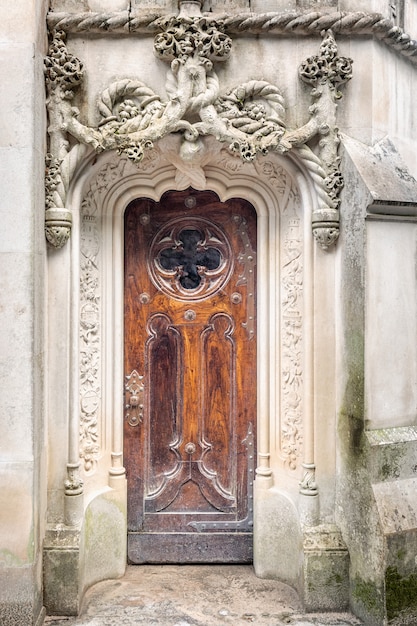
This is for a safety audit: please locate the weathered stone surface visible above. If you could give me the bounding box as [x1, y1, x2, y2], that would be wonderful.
[43, 548, 81, 616]
[366, 427, 417, 483]
[302, 525, 349, 611]
[43, 565, 363, 626]
[341, 135, 417, 212]
[373, 478, 417, 535]
[0, 0, 47, 621]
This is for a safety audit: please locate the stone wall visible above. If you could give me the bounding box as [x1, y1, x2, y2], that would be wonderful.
[0, 1, 48, 625]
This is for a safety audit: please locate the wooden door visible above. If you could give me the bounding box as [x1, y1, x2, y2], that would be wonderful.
[124, 189, 256, 563]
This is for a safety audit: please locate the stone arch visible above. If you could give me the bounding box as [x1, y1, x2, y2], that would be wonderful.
[45, 135, 342, 612]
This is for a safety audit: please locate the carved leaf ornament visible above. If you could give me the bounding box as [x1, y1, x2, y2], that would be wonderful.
[45, 4, 352, 249]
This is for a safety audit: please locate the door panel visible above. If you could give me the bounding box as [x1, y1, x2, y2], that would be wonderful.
[124, 189, 256, 563]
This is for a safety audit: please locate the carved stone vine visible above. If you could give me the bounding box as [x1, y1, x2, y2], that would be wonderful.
[255, 158, 304, 470]
[44, 30, 85, 247]
[281, 186, 304, 470]
[45, 2, 352, 250]
[79, 157, 133, 473]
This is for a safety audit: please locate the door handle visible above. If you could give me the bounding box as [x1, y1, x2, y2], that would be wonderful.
[125, 369, 144, 427]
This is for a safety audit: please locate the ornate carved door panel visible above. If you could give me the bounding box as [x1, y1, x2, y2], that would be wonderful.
[124, 189, 256, 563]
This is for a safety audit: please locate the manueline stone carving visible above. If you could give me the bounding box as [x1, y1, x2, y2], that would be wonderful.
[79, 158, 131, 472]
[46, 9, 417, 68]
[45, 5, 352, 249]
[44, 30, 85, 247]
[281, 187, 304, 471]
[299, 30, 353, 248]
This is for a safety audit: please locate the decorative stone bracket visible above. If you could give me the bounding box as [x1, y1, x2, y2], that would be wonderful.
[45, 0, 352, 249]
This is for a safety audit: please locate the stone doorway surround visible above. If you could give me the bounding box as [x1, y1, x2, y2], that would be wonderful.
[44, 134, 349, 614]
[43, 0, 352, 617]
[4, 0, 417, 624]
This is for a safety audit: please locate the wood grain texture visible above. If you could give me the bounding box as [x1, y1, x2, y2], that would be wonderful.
[124, 189, 257, 562]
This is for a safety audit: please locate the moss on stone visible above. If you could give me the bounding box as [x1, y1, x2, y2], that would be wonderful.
[385, 566, 417, 620]
[338, 325, 365, 458]
[351, 577, 382, 620]
[380, 444, 405, 481]
[338, 362, 365, 463]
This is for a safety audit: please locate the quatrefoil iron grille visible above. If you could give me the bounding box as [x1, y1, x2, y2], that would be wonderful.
[149, 217, 233, 301]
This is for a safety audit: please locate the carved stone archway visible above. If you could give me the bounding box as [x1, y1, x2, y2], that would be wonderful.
[44, 0, 350, 613]
[44, 127, 349, 614]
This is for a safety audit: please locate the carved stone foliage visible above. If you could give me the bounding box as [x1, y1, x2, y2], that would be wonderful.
[280, 186, 304, 471]
[44, 5, 352, 250]
[256, 159, 304, 470]
[79, 158, 132, 473]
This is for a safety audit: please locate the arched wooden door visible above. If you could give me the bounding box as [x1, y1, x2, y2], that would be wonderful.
[124, 189, 257, 563]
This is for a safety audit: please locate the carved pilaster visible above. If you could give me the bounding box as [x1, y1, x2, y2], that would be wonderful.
[79, 158, 135, 474]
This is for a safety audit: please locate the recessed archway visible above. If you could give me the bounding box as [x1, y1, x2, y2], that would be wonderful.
[45, 135, 340, 612]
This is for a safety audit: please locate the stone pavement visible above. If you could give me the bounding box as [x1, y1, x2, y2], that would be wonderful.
[44, 565, 364, 626]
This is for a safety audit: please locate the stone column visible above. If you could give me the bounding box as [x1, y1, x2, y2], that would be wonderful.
[0, 0, 48, 624]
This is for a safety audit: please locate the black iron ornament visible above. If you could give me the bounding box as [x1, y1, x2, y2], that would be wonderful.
[158, 229, 221, 290]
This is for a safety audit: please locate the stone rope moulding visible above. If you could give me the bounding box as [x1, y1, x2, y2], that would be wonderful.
[45, 9, 417, 68]
[44, 6, 353, 252]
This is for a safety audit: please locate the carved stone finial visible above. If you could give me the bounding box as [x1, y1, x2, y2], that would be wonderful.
[299, 29, 353, 93]
[44, 29, 84, 99]
[299, 30, 352, 249]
